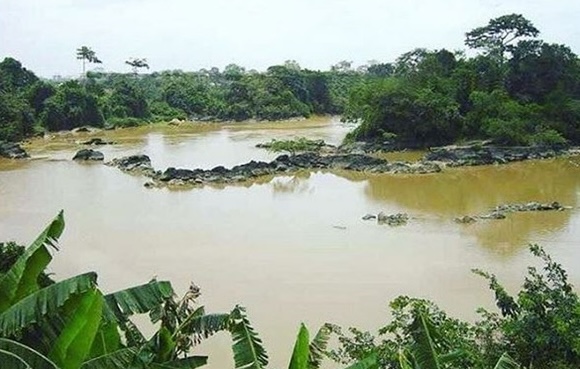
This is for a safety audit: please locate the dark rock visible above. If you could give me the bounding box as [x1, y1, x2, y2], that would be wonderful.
[72, 149, 104, 161]
[425, 144, 571, 167]
[479, 211, 507, 220]
[106, 155, 153, 174]
[82, 138, 115, 145]
[0, 141, 29, 159]
[362, 214, 377, 221]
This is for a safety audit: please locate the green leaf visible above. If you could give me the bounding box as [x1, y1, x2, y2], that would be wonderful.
[0, 272, 97, 337]
[229, 306, 268, 369]
[89, 322, 122, 359]
[81, 348, 138, 369]
[103, 280, 174, 323]
[308, 323, 335, 369]
[150, 356, 208, 369]
[493, 352, 520, 369]
[49, 288, 104, 369]
[154, 326, 176, 363]
[0, 348, 30, 369]
[409, 313, 441, 369]
[289, 323, 309, 369]
[342, 353, 378, 369]
[398, 349, 413, 369]
[0, 211, 64, 313]
[179, 310, 231, 344]
[0, 338, 59, 369]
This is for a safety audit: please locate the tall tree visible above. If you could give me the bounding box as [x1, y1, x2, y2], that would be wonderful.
[465, 14, 540, 63]
[75, 46, 102, 78]
[125, 58, 149, 75]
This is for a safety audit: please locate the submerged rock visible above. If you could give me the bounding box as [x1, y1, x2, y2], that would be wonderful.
[0, 141, 29, 159]
[377, 212, 409, 226]
[72, 149, 104, 161]
[454, 215, 477, 224]
[456, 201, 569, 224]
[362, 214, 377, 221]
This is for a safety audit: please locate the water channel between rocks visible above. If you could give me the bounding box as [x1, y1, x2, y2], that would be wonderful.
[1, 116, 579, 369]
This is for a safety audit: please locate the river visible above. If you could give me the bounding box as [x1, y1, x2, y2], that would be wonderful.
[1, 116, 579, 368]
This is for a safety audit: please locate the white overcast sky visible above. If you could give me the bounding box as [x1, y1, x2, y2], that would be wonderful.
[1, 0, 579, 77]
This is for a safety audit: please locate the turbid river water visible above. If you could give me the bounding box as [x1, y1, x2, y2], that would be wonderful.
[1, 116, 580, 368]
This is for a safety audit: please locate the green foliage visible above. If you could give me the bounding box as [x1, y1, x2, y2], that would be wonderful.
[259, 137, 328, 154]
[41, 81, 103, 131]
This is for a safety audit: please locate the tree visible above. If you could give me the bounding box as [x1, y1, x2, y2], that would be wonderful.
[465, 14, 540, 62]
[41, 81, 103, 130]
[125, 58, 150, 75]
[76, 46, 102, 78]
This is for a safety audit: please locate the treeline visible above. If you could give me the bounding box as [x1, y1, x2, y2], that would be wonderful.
[0, 56, 363, 142]
[345, 14, 580, 147]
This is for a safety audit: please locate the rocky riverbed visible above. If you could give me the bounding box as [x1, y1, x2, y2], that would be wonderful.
[105, 152, 442, 187]
[423, 144, 578, 166]
[0, 142, 29, 159]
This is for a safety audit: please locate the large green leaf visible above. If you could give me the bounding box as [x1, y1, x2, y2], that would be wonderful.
[308, 323, 335, 369]
[150, 356, 208, 369]
[342, 353, 378, 369]
[49, 288, 104, 369]
[289, 323, 309, 369]
[89, 322, 122, 359]
[81, 347, 138, 369]
[409, 313, 441, 369]
[0, 211, 65, 313]
[178, 309, 231, 344]
[229, 306, 268, 369]
[103, 280, 174, 322]
[0, 272, 97, 337]
[493, 353, 520, 369]
[0, 338, 59, 369]
[398, 349, 413, 369]
[0, 348, 30, 369]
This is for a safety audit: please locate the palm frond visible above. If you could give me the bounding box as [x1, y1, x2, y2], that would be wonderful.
[229, 306, 268, 369]
[103, 280, 174, 322]
[409, 312, 441, 369]
[81, 347, 138, 369]
[0, 348, 31, 369]
[0, 272, 97, 337]
[0, 211, 64, 313]
[308, 323, 336, 369]
[180, 311, 231, 345]
[0, 338, 59, 369]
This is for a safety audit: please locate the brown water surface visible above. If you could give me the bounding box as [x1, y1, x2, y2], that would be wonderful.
[1, 117, 579, 368]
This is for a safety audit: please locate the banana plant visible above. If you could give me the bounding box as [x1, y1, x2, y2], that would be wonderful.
[0, 211, 268, 369]
[397, 312, 520, 369]
[288, 323, 378, 369]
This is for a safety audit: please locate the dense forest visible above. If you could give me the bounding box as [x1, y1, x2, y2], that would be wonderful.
[1, 14, 579, 148]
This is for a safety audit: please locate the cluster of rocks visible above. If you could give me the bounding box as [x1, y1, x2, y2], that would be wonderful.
[0, 141, 29, 159]
[105, 152, 441, 187]
[425, 145, 571, 167]
[455, 201, 569, 224]
[105, 155, 155, 176]
[72, 149, 104, 161]
[255, 139, 336, 153]
[362, 212, 409, 226]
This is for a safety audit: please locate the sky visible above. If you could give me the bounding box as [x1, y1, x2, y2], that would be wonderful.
[1, 0, 579, 78]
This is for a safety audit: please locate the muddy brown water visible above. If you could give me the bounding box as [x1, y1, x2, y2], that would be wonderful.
[1, 117, 579, 368]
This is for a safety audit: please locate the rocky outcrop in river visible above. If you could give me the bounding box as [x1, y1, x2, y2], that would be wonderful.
[82, 138, 115, 145]
[454, 201, 570, 224]
[424, 145, 575, 166]
[106, 152, 441, 187]
[0, 141, 29, 159]
[73, 149, 104, 161]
